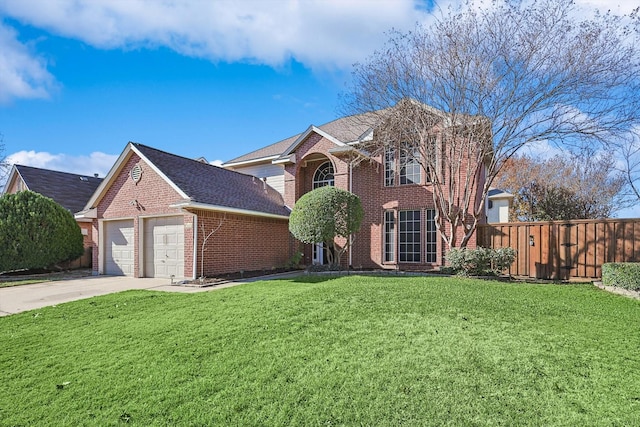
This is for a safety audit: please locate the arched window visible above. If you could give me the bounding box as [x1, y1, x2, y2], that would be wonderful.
[313, 161, 334, 189]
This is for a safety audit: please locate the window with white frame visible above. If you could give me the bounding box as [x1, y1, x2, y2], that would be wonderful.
[399, 144, 421, 185]
[384, 145, 421, 186]
[384, 148, 395, 187]
[384, 210, 395, 262]
[425, 209, 437, 263]
[313, 161, 334, 189]
[399, 210, 421, 262]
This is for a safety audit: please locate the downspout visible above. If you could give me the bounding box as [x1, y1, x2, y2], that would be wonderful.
[192, 214, 198, 280]
[349, 161, 353, 269]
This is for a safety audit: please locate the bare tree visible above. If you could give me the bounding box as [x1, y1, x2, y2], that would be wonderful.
[613, 130, 640, 204]
[199, 214, 225, 282]
[495, 151, 628, 221]
[0, 133, 9, 184]
[343, 0, 640, 248]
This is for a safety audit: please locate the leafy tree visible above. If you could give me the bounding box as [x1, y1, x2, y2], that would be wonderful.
[0, 191, 84, 272]
[343, 0, 640, 248]
[495, 151, 627, 221]
[289, 186, 363, 268]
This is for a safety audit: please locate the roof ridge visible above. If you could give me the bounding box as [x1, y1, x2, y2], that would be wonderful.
[132, 142, 274, 182]
[14, 164, 102, 179]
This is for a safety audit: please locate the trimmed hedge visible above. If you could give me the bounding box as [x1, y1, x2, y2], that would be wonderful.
[445, 247, 517, 276]
[0, 191, 84, 273]
[601, 263, 640, 291]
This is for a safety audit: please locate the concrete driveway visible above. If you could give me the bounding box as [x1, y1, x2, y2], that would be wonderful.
[0, 275, 251, 317]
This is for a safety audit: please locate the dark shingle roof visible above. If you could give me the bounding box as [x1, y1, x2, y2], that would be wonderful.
[134, 144, 289, 217]
[14, 165, 103, 213]
[224, 111, 380, 165]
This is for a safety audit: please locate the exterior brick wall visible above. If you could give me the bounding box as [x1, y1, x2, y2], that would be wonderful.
[92, 150, 292, 279]
[284, 132, 483, 271]
[93, 153, 194, 278]
[192, 209, 294, 277]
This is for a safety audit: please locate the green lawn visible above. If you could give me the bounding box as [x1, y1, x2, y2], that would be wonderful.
[1, 275, 639, 426]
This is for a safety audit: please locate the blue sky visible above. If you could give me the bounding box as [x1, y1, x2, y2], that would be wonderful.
[0, 0, 442, 176]
[0, 0, 636, 220]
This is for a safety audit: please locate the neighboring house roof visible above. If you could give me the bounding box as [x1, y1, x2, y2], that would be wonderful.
[488, 188, 514, 200]
[223, 111, 380, 166]
[84, 143, 290, 218]
[4, 164, 103, 213]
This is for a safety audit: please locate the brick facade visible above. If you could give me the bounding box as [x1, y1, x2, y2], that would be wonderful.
[91, 149, 293, 279]
[282, 132, 481, 271]
[190, 209, 294, 277]
[92, 153, 194, 278]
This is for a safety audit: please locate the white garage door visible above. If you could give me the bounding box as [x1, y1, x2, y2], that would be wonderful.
[144, 216, 184, 278]
[104, 219, 135, 276]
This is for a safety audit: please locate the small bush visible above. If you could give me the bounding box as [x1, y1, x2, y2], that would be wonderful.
[446, 247, 516, 276]
[601, 263, 640, 291]
[286, 251, 304, 269]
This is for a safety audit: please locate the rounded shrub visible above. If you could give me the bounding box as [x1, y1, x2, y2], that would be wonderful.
[289, 186, 363, 267]
[0, 191, 84, 272]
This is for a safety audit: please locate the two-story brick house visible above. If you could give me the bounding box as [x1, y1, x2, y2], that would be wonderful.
[224, 108, 485, 270]
[79, 104, 485, 280]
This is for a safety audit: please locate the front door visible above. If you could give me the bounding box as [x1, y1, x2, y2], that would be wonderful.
[313, 242, 324, 265]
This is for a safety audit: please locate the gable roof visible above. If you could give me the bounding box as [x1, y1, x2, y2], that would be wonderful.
[488, 188, 514, 199]
[5, 164, 103, 213]
[223, 111, 380, 166]
[85, 143, 290, 219]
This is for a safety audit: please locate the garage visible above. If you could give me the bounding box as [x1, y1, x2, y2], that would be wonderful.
[143, 216, 185, 278]
[104, 219, 135, 276]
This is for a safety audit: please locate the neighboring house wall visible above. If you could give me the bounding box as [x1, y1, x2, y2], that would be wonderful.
[486, 198, 510, 223]
[5, 177, 25, 193]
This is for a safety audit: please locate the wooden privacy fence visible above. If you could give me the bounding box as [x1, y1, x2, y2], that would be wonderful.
[477, 218, 640, 280]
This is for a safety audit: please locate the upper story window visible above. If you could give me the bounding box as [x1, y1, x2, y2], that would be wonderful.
[399, 145, 421, 185]
[384, 144, 422, 186]
[313, 161, 335, 189]
[384, 148, 396, 187]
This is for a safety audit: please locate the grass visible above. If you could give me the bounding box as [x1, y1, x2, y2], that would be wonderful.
[1, 275, 640, 426]
[0, 269, 91, 288]
[0, 279, 46, 288]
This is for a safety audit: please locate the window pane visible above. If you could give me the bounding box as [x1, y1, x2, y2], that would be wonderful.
[399, 210, 421, 263]
[313, 161, 335, 189]
[384, 211, 395, 263]
[425, 209, 437, 263]
[384, 148, 395, 187]
[399, 144, 421, 185]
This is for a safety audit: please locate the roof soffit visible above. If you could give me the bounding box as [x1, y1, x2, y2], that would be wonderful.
[278, 125, 346, 159]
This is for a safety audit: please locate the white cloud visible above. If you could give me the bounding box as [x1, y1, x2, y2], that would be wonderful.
[5, 150, 117, 178]
[0, 0, 634, 104]
[0, 22, 57, 104]
[0, 0, 432, 72]
[519, 140, 569, 160]
[210, 159, 223, 167]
